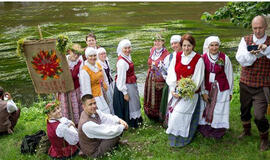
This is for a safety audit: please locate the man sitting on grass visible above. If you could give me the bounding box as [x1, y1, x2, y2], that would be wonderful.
[0, 86, 20, 134]
[78, 94, 128, 158]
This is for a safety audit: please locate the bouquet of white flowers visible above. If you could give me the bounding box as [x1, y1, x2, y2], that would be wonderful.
[176, 77, 196, 100]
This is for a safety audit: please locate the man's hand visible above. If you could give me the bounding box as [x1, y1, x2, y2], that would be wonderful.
[250, 49, 260, 55]
[124, 94, 129, 101]
[119, 119, 128, 130]
[258, 44, 267, 51]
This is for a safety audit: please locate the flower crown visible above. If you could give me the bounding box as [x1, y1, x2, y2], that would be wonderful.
[44, 101, 60, 114]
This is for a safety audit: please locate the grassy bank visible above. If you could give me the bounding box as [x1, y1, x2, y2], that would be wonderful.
[1, 77, 270, 160]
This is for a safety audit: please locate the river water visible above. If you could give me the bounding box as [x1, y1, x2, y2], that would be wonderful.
[0, 2, 249, 106]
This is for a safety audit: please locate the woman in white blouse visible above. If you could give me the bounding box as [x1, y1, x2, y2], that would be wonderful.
[198, 36, 233, 139]
[143, 34, 170, 121]
[58, 44, 84, 125]
[79, 47, 110, 114]
[166, 34, 205, 147]
[45, 102, 79, 159]
[113, 39, 142, 128]
[96, 47, 115, 114]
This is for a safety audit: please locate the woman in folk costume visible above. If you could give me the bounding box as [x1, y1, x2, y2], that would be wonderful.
[159, 35, 181, 122]
[166, 34, 205, 147]
[198, 36, 233, 139]
[144, 34, 170, 121]
[113, 39, 142, 128]
[58, 44, 84, 126]
[79, 47, 110, 114]
[96, 47, 115, 114]
[45, 101, 79, 159]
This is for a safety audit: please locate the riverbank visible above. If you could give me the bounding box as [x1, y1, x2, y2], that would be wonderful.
[1, 76, 270, 160]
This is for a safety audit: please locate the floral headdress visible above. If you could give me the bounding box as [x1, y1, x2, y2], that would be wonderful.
[44, 101, 60, 114]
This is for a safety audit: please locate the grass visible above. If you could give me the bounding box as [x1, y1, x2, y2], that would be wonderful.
[1, 79, 270, 160]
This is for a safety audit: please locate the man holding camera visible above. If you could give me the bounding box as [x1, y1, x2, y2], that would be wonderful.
[0, 86, 20, 134]
[236, 15, 270, 151]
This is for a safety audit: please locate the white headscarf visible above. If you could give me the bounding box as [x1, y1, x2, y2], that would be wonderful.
[170, 35, 181, 44]
[85, 47, 97, 58]
[203, 36, 221, 54]
[116, 39, 132, 61]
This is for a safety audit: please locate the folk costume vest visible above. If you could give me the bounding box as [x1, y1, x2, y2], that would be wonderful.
[175, 51, 201, 93]
[78, 111, 102, 156]
[0, 100, 10, 132]
[175, 51, 201, 80]
[115, 56, 137, 84]
[82, 63, 107, 97]
[71, 60, 82, 89]
[47, 121, 78, 158]
[202, 52, 230, 92]
[240, 34, 270, 87]
[148, 47, 170, 82]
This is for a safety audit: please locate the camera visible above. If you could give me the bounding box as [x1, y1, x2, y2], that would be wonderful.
[247, 45, 259, 51]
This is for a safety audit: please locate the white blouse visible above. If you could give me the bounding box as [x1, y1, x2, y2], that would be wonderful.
[236, 34, 270, 67]
[82, 110, 125, 139]
[4, 100, 18, 113]
[49, 117, 79, 145]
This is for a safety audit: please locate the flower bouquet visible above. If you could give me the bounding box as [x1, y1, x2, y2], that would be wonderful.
[176, 77, 196, 100]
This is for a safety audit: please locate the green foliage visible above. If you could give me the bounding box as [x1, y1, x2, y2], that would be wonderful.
[201, 2, 270, 28]
[16, 38, 25, 57]
[56, 34, 72, 54]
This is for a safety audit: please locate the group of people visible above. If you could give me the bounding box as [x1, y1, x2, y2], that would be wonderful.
[0, 15, 270, 159]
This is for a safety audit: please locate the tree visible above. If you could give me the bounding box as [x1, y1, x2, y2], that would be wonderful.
[201, 2, 270, 28]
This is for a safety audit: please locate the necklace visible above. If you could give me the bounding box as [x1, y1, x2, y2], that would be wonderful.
[209, 53, 219, 62]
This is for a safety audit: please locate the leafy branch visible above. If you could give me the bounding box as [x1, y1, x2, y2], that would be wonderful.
[201, 2, 270, 28]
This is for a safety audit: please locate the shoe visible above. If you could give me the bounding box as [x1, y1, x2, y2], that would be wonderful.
[238, 121, 251, 139]
[260, 131, 269, 151]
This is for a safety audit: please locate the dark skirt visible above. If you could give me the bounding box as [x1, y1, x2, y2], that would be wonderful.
[198, 125, 226, 139]
[168, 96, 201, 147]
[159, 83, 169, 122]
[113, 86, 142, 128]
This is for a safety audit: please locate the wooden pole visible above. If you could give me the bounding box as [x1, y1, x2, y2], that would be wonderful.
[38, 25, 43, 40]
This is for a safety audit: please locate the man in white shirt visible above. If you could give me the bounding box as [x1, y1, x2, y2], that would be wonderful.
[236, 15, 270, 151]
[0, 86, 20, 134]
[78, 94, 128, 158]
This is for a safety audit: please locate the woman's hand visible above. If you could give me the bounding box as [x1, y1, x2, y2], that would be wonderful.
[202, 94, 210, 103]
[171, 91, 180, 98]
[124, 94, 130, 101]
